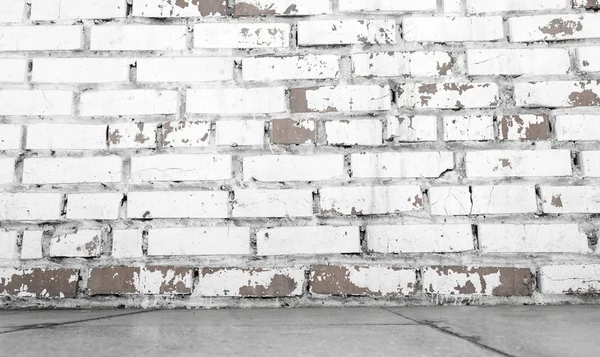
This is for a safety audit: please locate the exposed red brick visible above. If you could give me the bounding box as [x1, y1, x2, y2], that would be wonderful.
[0, 268, 79, 298]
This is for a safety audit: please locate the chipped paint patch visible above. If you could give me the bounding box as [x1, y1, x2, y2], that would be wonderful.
[0, 268, 78, 298]
[422, 266, 532, 296]
[197, 267, 304, 297]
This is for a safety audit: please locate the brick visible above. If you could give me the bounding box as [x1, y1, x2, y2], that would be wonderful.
[32, 58, 131, 83]
[66, 193, 122, 220]
[515, 81, 600, 107]
[539, 265, 600, 295]
[325, 120, 382, 146]
[235, 0, 330, 16]
[574, 0, 600, 7]
[509, 14, 600, 42]
[478, 224, 589, 253]
[443, 115, 494, 141]
[429, 187, 472, 216]
[90, 25, 188, 51]
[0, 268, 78, 298]
[243, 155, 344, 182]
[471, 185, 537, 214]
[339, 0, 436, 12]
[130, 154, 231, 182]
[232, 189, 313, 218]
[298, 20, 395, 46]
[0, 90, 73, 115]
[194, 23, 290, 48]
[134, 0, 227, 17]
[187, 87, 287, 114]
[136, 58, 234, 83]
[86, 267, 138, 295]
[403, 17, 504, 42]
[21, 231, 43, 260]
[465, 150, 572, 178]
[540, 186, 600, 214]
[128, 191, 229, 219]
[386, 116, 437, 142]
[555, 115, 600, 140]
[87, 266, 193, 295]
[31, 0, 126, 20]
[257, 226, 360, 255]
[352, 51, 453, 77]
[243, 55, 338, 81]
[26, 124, 107, 150]
[443, 0, 461, 13]
[271, 119, 316, 145]
[0, 230, 17, 259]
[0, 124, 21, 150]
[108, 123, 157, 149]
[577, 46, 600, 72]
[198, 267, 305, 297]
[23, 157, 122, 184]
[467, 49, 570, 75]
[0, 0, 24, 22]
[216, 120, 264, 146]
[366, 225, 473, 253]
[422, 266, 533, 296]
[111, 230, 143, 258]
[319, 186, 423, 215]
[290, 85, 391, 113]
[80, 90, 178, 116]
[147, 227, 250, 256]
[310, 265, 416, 297]
[351, 152, 454, 178]
[581, 151, 600, 177]
[0, 193, 62, 220]
[0, 157, 14, 184]
[498, 115, 550, 141]
[162, 121, 211, 148]
[468, 0, 568, 13]
[50, 230, 100, 258]
[0, 59, 26, 82]
[0, 26, 83, 51]
[397, 82, 499, 109]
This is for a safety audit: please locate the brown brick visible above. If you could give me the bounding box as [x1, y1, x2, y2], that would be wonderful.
[144, 266, 193, 295]
[87, 266, 139, 296]
[0, 268, 79, 298]
[499, 115, 551, 140]
[87, 266, 193, 296]
[197, 267, 304, 297]
[271, 119, 316, 145]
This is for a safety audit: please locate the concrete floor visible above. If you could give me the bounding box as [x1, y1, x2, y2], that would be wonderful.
[0, 306, 598, 356]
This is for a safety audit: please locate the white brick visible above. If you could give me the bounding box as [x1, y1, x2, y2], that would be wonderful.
[366, 225, 473, 253]
[509, 14, 600, 42]
[0, 59, 26, 82]
[574, 0, 600, 7]
[387, 116, 437, 142]
[50, 230, 100, 258]
[0, 26, 83, 51]
[128, 191, 229, 219]
[429, 186, 472, 216]
[216, 120, 264, 146]
[257, 226, 360, 255]
[31, 0, 126, 20]
[91, 25, 188, 51]
[108, 123, 157, 149]
[137, 58, 234, 83]
[243, 155, 344, 182]
[233, 189, 313, 218]
[20, 231, 43, 260]
[577, 47, 600, 72]
[162, 121, 211, 148]
[0, 90, 73, 115]
[0, 193, 62, 220]
[80, 90, 178, 116]
[198, 267, 305, 297]
[26, 124, 107, 150]
[22, 157, 123, 184]
[581, 151, 600, 177]
[298, 20, 395, 46]
[444, 115, 494, 141]
[555, 115, 600, 141]
[243, 55, 339, 81]
[403, 17, 504, 42]
[130, 155, 231, 182]
[194, 23, 290, 48]
[66, 193, 122, 220]
[422, 266, 529, 296]
[352, 51, 453, 77]
[0, 0, 24, 22]
[32, 58, 131, 84]
[472, 185, 537, 214]
[111, 230, 143, 258]
[0, 157, 14, 184]
[187, 87, 286, 114]
[291, 85, 391, 113]
[478, 224, 588, 253]
[235, 0, 330, 15]
[351, 152, 454, 178]
[515, 81, 600, 107]
[0, 125, 21, 150]
[467, 49, 570, 75]
[540, 186, 600, 214]
[339, 0, 436, 11]
[443, 0, 462, 13]
[0, 231, 17, 259]
[498, 114, 550, 141]
[397, 82, 499, 109]
[135, 0, 227, 17]
[325, 120, 382, 146]
[465, 150, 572, 177]
[148, 227, 250, 256]
[468, 0, 568, 13]
[320, 186, 423, 215]
[539, 265, 600, 294]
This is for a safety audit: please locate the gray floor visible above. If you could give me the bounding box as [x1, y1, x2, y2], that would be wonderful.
[0, 306, 598, 356]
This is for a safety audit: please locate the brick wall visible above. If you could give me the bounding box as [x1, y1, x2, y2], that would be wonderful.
[0, 0, 599, 308]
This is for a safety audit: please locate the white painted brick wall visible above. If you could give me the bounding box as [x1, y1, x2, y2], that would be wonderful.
[148, 228, 250, 256]
[0, 231, 17, 259]
[30, 0, 126, 20]
[130, 155, 231, 182]
[32, 58, 131, 83]
[197, 267, 305, 297]
[136, 58, 234, 83]
[351, 152, 454, 178]
[22, 157, 123, 184]
[555, 115, 600, 140]
[243, 155, 344, 182]
[387, 116, 437, 142]
[66, 193, 122, 220]
[0, 125, 22, 150]
[0, 193, 62, 220]
[465, 150, 572, 177]
[26, 124, 107, 150]
[90, 25, 188, 51]
[187, 88, 287, 114]
[471, 185, 537, 214]
[515, 81, 600, 107]
[366, 225, 473, 253]
[540, 186, 600, 214]
[135, 0, 227, 17]
[257, 226, 360, 255]
[429, 186, 472, 216]
[298, 20, 396, 46]
[397, 83, 499, 109]
[325, 120, 383, 146]
[194, 23, 290, 48]
[162, 121, 211, 148]
[49, 230, 100, 257]
[235, 0, 330, 16]
[80, 90, 178, 116]
[20, 231, 43, 260]
[403, 17, 504, 42]
[0, 26, 83, 51]
[0, 157, 15, 184]
[353, 51, 453, 77]
[467, 0, 568, 13]
[127, 191, 229, 219]
[467, 49, 570, 75]
[0, 0, 24, 22]
[580, 151, 600, 177]
[339, 0, 437, 12]
[243, 55, 339, 81]
[0, 90, 73, 115]
[319, 186, 422, 215]
[498, 115, 550, 141]
[108, 123, 157, 149]
[539, 265, 600, 294]
[478, 224, 589, 253]
[216, 120, 264, 146]
[443, 115, 494, 141]
[577, 47, 600, 72]
[291, 85, 391, 113]
[0, 59, 26, 82]
[233, 189, 313, 218]
[111, 230, 143, 258]
[509, 14, 600, 42]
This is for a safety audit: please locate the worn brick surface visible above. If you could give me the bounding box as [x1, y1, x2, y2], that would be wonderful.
[198, 267, 305, 297]
[0, 268, 79, 298]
